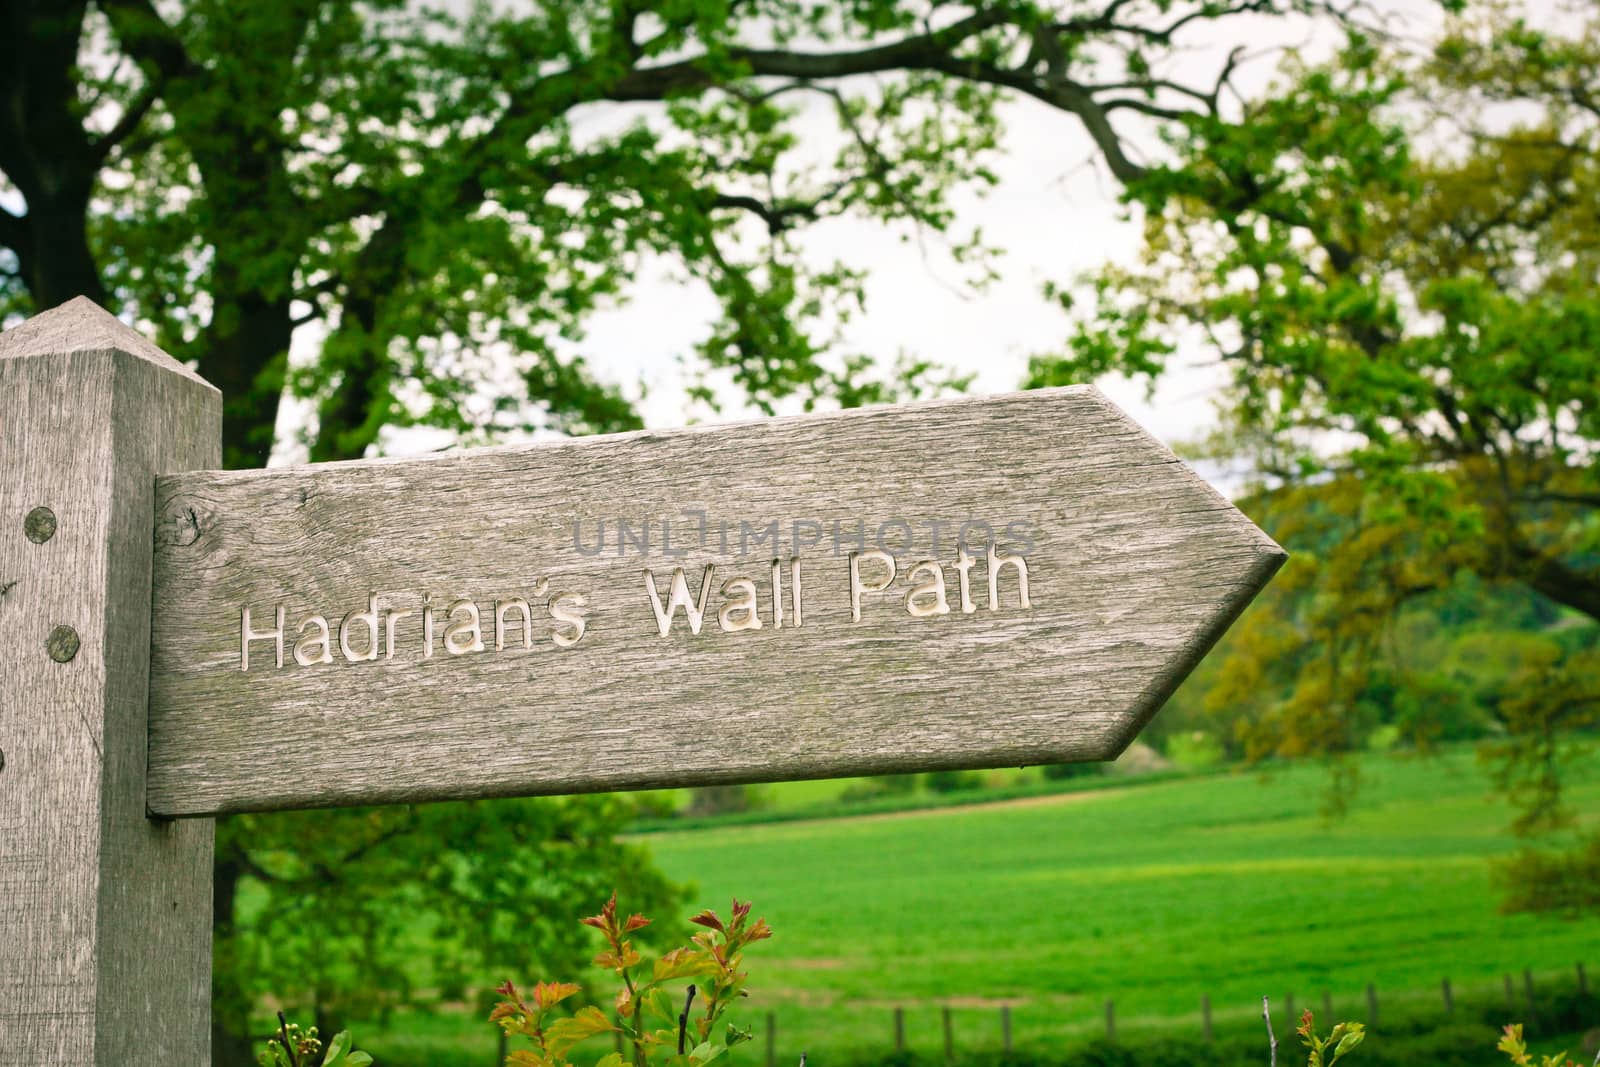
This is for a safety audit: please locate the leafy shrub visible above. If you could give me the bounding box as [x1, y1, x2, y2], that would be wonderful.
[923, 770, 982, 793]
[491, 894, 771, 1067]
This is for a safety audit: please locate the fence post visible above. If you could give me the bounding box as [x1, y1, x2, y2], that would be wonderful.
[1286, 993, 1296, 1026]
[1579, 962, 1588, 999]
[1202, 995, 1212, 1042]
[1523, 969, 1537, 1026]
[1001, 1005, 1012, 1053]
[943, 1005, 954, 1064]
[1322, 990, 1332, 1022]
[766, 1011, 776, 1067]
[895, 1006, 905, 1051]
[0, 298, 220, 1061]
[1104, 1000, 1115, 1042]
[1366, 984, 1379, 1029]
[1442, 978, 1453, 1015]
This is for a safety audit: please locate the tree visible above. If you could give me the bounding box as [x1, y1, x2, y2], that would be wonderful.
[1029, 8, 1600, 889]
[2, 1, 1368, 1060]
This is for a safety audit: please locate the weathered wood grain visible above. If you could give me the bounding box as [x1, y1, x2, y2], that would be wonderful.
[0, 298, 218, 1062]
[149, 384, 1284, 818]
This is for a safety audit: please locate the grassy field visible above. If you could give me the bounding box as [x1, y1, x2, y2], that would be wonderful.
[357, 747, 1600, 1064]
[637, 748, 1600, 1057]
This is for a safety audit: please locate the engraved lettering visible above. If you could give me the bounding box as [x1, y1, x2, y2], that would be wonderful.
[849, 550, 896, 623]
[954, 549, 978, 614]
[644, 566, 715, 636]
[423, 593, 437, 658]
[339, 594, 381, 663]
[240, 605, 285, 671]
[988, 542, 1031, 610]
[383, 608, 413, 659]
[549, 592, 588, 648]
[293, 614, 334, 666]
[718, 577, 763, 633]
[444, 599, 485, 654]
[905, 561, 951, 617]
[770, 559, 784, 630]
[790, 556, 804, 627]
[494, 598, 533, 652]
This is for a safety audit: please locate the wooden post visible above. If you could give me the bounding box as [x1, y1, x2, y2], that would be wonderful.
[1104, 999, 1115, 1042]
[1523, 969, 1536, 1025]
[1202, 995, 1213, 1041]
[1322, 990, 1332, 1022]
[1285, 993, 1295, 1026]
[894, 1006, 905, 1051]
[1442, 978, 1453, 1015]
[1505, 974, 1516, 1007]
[942, 1005, 954, 1064]
[0, 298, 220, 1061]
[1578, 961, 1588, 999]
[1366, 984, 1378, 1028]
[1001, 1005, 1012, 1053]
[766, 1012, 776, 1067]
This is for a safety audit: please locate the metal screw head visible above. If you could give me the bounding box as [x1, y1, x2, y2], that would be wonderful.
[46, 625, 80, 663]
[24, 506, 57, 544]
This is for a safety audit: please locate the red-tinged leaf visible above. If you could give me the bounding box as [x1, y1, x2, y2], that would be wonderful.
[583, 892, 620, 934]
[689, 910, 725, 933]
[624, 913, 652, 932]
[497, 980, 519, 998]
[533, 981, 582, 1010]
[507, 1051, 546, 1067]
[489, 1002, 523, 1024]
[615, 986, 634, 1019]
[745, 918, 772, 943]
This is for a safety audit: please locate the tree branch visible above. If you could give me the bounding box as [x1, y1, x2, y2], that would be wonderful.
[91, 78, 163, 162]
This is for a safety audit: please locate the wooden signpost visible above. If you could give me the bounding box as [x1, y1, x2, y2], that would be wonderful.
[0, 298, 1284, 1060]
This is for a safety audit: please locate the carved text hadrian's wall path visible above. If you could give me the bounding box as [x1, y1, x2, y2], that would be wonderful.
[147, 385, 1285, 818]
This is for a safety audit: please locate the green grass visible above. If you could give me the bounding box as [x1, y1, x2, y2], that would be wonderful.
[635, 748, 1600, 1058]
[356, 747, 1600, 1065]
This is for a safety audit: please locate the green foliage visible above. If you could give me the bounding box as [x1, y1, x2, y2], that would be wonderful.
[922, 769, 982, 793]
[224, 795, 684, 1046]
[490, 895, 771, 1067]
[1297, 1012, 1366, 1067]
[1495, 1023, 1594, 1067]
[259, 1017, 372, 1067]
[1028, 7, 1600, 898]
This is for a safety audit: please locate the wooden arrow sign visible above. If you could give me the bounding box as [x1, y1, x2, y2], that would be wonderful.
[146, 386, 1284, 817]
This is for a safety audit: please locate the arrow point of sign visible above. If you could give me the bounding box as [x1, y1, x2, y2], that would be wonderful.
[1071, 385, 1288, 759]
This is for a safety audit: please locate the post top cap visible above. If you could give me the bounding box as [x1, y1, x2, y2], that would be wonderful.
[0, 296, 215, 390]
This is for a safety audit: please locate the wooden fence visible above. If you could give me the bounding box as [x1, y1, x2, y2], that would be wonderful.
[740, 961, 1596, 1067]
